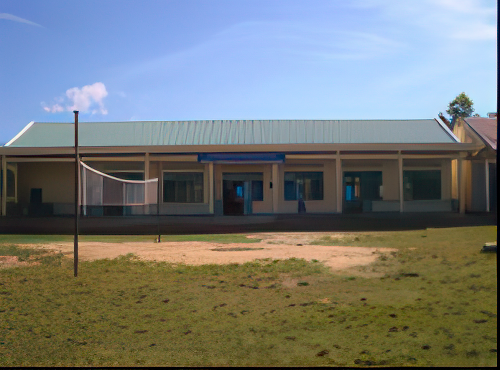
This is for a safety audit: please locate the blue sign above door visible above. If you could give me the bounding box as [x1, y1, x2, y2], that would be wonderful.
[198, 153, 285, 164]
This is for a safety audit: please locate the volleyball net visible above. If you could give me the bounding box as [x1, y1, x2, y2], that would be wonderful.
[80, 161, 158, 216]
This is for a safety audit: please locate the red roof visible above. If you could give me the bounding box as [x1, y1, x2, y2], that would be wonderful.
[464, 117, 497, 150]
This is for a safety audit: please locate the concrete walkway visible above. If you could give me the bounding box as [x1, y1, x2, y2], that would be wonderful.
[0, 212, 496, 235]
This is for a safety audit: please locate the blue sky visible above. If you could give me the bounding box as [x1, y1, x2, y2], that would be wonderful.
[0, 0, 497, 144]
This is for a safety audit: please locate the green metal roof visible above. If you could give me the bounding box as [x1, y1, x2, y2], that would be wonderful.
[5, 119, 458, 148]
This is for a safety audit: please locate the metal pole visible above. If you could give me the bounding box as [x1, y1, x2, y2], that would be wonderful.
[74, 111, 79, 277]
[496, 2, 499, 226]
[157, 177, 161, 242]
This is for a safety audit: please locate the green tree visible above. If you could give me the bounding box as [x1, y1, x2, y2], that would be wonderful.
[446, 92, 475, 129]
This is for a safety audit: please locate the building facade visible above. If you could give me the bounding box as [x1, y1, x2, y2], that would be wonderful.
[0, 119, 481, 217]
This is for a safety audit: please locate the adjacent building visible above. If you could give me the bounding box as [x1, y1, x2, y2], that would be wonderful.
[453, 115, 497, 213]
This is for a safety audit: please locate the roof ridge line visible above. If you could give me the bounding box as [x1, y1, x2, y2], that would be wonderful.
[435, 117, 459, 142]
[32, 118, 436, 124]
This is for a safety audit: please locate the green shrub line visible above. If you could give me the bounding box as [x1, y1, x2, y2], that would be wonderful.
[0, 226, 497, 367]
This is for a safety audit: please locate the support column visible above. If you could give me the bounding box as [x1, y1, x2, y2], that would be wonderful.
[209, 162, 214, 214]
[82, 164, 87, 216]
[158, 161, 163, 214]
[459, 157, 466, 214]
[398, 152, 404, 213]
[272, 163, 279, 214]
[144, 153, 150, 215]
[485, 159, 490, 212]
[2, 155, 6, 216]
[144, 153, 150, 180]
[13, 164, 17, 203]
[336, 152, 342, 213]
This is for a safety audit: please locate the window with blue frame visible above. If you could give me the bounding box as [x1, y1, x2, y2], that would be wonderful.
[284, 172, 323, 201]
[251, 180, 264, 201]
[163, 172, 204, 203]
[403, 170, 441, 200]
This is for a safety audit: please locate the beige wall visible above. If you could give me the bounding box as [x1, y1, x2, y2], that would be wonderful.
[148, 161, 160, 180]
[453, 158, 470, 213]
[452, 118, 495, 211]
[254, 165, 272, 214]
[451, 159, 458, 199]
[465, 160, 472, 210]
[441, 159, 452, 200]
[382, 160, 399, 201]
[9, 155, 459, 215]
[215, 164, 222, 200]
[17, 162, 74, 204]
[453, 118, 481, 146]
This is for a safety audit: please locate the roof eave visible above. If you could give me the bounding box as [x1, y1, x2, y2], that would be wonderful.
[463, 119, 497, 151]
[0, 142, 481, 157]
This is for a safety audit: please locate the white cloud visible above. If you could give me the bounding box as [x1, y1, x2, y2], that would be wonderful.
[118, 20, 405, 82]
[42, 82, 108, 115]
[351, 0, 497, 41]
[66, 82, 108, 114]
[212, 21, 406, 61]
[434, 0, 495, 16]
[452, 22, 497, 40]
[0, 13, 43, 27]
[430, 0, 496, 41]
[42, 103, 64, 113]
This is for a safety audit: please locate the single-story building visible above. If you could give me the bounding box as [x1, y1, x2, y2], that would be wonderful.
[0, 118, 482, 217]
[452, 114, 497, 213]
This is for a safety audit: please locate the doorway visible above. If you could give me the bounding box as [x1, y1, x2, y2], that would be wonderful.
[222, 173, 263, 215]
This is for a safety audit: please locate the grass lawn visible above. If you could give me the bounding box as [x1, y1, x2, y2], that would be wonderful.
[0, 226, 497, 367]
[0, 233, 260, 244]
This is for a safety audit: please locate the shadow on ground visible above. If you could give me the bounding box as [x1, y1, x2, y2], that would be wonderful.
[0, 212, 496, 235]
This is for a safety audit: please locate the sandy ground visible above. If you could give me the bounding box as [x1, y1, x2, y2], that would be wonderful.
[7, 232, 397, 272]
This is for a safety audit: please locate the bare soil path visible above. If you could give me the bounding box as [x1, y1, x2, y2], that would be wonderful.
[18, 232, 396, 271]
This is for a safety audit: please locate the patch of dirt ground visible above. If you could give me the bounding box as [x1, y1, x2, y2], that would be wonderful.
[0, 255, 31, 268]
[13, 232, 396, 272]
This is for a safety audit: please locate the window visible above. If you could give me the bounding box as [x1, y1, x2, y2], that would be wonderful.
[344, 171, 383, 202]
[163, 172, 203, 203]
[107, 172, 144, 181]
[0, 164, 17, 201]
[30, 188, 42, 204]
[403, 170, 441, 200]
[344, 176, 360, 201]
[236, 185, 243, 198]
[284, 172, 323, 201]
[251, 180, 264, 201]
